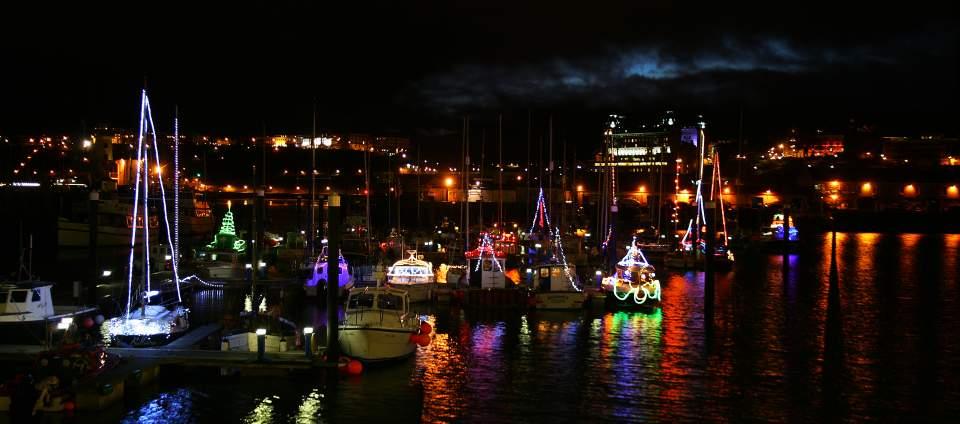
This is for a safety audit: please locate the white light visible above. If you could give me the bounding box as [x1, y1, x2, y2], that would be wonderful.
[534, 243, 542, 248]
[321, 238, 328, 244]
[164, 255, 172, 260]
[258, 261, 267, 268]
[596, 270, 603, 276]
[102, 270, 113, 277]
[526, 268, 532, 273]
[245, 263, 253, 269]
[57, 317, 74, 330]
[82, 139, 92, 149]
[145, 290, 160, 298]
[256, 328, 267, 336]
[303, 327, 314, 335]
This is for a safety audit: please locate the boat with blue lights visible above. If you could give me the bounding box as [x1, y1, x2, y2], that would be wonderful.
[304, 246, 353, 297]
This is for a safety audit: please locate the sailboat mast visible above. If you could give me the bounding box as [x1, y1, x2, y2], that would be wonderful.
[465, 117, 470, 252]
[311, 101, 317, 257]
[548, 115, 553, 231]
[174, 106, 179, 263]
[498, 113, 503, 232]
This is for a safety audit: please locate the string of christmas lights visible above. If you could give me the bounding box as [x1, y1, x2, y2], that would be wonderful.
[528, 187, 552, 234]
[473, 233, 504, 273]
[554, 227, 580, 292]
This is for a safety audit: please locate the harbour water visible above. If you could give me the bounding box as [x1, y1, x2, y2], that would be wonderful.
[64, 233, 960, 422]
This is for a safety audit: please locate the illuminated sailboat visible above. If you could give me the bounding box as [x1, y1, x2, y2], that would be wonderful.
[602, 238, 661, 308]
[104, 90, 189, 344]
[527, 189, 586, 310]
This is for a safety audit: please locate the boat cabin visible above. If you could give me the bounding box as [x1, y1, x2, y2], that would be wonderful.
[343, 288, 412, 326]
[0, 281, 55, 322]
[387, 251, 435, 285]
[532, 264, 578, 292]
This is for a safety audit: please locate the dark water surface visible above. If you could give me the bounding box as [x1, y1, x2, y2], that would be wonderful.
[76, 233, 959, 422]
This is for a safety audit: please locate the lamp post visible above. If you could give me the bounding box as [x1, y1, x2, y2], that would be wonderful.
[303, 327, 314, 358]
[256, 328, 266, 361]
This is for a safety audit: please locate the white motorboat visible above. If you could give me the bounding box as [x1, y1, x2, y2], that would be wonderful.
[0, 281, 97, 324]
[386, 251, 435, 303]
[0, 280, 99, 345]
[338, 287, 422, 361]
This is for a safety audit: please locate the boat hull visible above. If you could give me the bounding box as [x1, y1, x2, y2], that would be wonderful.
[385, 283, 435, 303]
[338, 327, 417, 361]
[57, 220, 157, 249]
[532, 291, 586, 310]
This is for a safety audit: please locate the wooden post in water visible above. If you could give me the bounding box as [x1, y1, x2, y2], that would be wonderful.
[88, 189, 99, 303]
[782, 206, 791, 273]
[326, 194, 341, 363]
[704, 201, 716, 315]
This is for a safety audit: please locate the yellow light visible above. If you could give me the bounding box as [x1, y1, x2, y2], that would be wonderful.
[765, 189, 773, 195]
[723, 187, 731, 194]
[948, 185, 959, 199]
[829, 194, 839, 201]
[638, 185, 646, 193]
[861, 182, 873, 195]
[903, 184, 916, 197]
[444, 177, 454, 187]
[577, 184, 584, 192]
[155, 165, 162, 175]
[829, 180, 840, 188]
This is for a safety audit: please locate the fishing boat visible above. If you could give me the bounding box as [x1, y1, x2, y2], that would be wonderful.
[338, 287, 424, 361]
[0, 281, 99, 344]
[304, 246, 353, 297]
[103, 89, 190, 346]
[602, 240, 661, 309]
[464, 234, 507, 289]
[385, 251, 435, 303]
[531, 262, 586, 310]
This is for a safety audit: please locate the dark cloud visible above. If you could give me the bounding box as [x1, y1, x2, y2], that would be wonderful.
[411, 28, 955, 113]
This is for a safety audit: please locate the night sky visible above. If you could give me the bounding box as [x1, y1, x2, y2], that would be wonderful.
[0, 1, 955, 145]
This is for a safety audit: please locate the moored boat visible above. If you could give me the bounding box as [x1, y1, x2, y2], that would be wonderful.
[385, 251, 435, 303]
[602, 241, 661, 309]
[338, 287, 427, 361]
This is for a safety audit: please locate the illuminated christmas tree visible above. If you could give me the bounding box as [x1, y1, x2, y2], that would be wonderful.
[207, 200, 246, 252]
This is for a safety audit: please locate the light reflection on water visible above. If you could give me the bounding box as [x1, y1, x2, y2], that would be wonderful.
[101, 233, 956, 423]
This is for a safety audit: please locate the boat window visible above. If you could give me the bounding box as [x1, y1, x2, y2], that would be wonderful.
[32, 289, 41, 302]
[9, 290, 27, 303]
[0, 290, 7, 302]
[377, 294, 403, 310]
[539, 268, 549, 278]
[550, 267, 563, 278]
[348, 293, 375, 309]
[482, 260, 492, 271]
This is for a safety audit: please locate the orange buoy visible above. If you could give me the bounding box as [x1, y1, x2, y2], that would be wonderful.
[419, 322, 432, 335]
[415, 334, 431, 347]
[63, 401, 76, 412]
[346, 359, 363, 375]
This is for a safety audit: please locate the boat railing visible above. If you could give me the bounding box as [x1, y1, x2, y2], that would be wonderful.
[343, 307, 407, 327]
